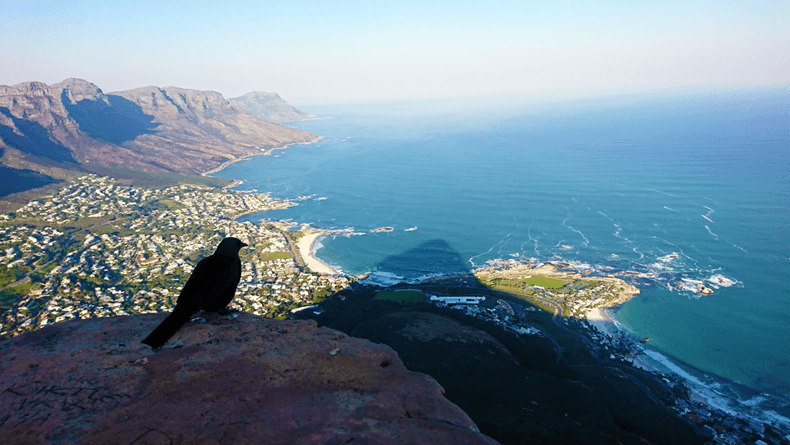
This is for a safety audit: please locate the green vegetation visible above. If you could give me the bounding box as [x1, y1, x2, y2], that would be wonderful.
[1, 281, 33, 303]
[68, 217, 113, 230]
[283, 231, 305, 268]
[0, 267, 30, 288]
[259, 251, 292, 262]
[83, 164, 234, 189]
[522, 276, 566, 289]
[497, 291, 556, 314]
[155, 199, 185, 210]
[375, 290, 426, 303]
[313, 289, 334, 300]
[286, 230, 305, 241]
[482, 279, 535, 296]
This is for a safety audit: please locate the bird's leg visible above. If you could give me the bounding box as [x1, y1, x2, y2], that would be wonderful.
[217, 307, 237, 315]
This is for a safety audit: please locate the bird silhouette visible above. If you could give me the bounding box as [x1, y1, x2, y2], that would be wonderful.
[141, 237, 248, 348]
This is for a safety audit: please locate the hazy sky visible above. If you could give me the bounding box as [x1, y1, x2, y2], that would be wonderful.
[2, 0, 788, 105]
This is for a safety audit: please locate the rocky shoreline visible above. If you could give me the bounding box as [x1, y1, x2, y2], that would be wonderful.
[202, 136, 324, 178]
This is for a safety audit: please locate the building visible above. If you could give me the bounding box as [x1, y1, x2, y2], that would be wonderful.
[429, 296, 486, 305]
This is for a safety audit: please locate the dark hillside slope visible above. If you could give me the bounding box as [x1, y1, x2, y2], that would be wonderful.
[299, 287, 705, 445]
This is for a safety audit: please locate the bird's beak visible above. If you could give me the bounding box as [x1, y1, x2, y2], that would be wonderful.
[241, 242, 248, 248]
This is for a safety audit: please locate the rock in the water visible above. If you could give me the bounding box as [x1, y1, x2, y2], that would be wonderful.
[0, 312, 498, 445]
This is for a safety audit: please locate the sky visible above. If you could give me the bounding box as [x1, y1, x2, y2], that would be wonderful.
[2, 0, 789, 105]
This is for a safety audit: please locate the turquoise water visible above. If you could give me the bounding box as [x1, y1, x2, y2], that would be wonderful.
[215, 89, 790, 423]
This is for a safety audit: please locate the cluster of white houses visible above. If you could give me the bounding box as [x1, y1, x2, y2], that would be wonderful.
[0, 175, 349, 337]
[428, 294, 541, 336]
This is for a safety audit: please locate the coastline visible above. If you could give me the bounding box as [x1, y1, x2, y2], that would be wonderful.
[580, 306, 790, 434]
[200, 135, 340, 277]
[196, 130, 790, 434]
[201, 136, 323, 178]
[584, 307, 661, 373]
[295, 229, 341, 275]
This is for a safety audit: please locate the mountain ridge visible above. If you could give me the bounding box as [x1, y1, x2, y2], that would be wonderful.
[0, 78, 319, 186]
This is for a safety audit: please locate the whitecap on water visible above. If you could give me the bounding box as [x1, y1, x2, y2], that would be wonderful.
[641, 349, 790, 431]
[330, 227, 366, 237]
[566, 260, 594, 271]
[412, 272, 452, 283]
[363, 270, 406, 286]
[679, 278, 704, 294]
[657, 253, 679, 263]
[707, 274, 738, 288]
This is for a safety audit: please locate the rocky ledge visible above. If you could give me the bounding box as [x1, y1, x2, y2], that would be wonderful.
[0, 312, 498, 445]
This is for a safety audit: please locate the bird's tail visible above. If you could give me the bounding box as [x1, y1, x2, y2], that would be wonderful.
[141, 309, 194, 348]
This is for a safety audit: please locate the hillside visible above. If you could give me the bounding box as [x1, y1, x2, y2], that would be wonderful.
[229, 91, 314, 123]
[295, 286, 708, 445]
[0, 312, 498, 445]
[0, 79, 319, 194]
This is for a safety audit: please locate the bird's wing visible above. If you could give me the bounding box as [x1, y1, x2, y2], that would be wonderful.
[176, 254, 236, 312]
[203, 257, 242, 311]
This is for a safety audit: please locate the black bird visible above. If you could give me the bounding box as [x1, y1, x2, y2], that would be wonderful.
[141, 237, 248, 348]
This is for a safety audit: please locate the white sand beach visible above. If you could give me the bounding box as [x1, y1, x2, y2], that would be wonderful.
[585, 308, 660, 373]
[296, 230, 340, 275]
[585, 307, 619, 337]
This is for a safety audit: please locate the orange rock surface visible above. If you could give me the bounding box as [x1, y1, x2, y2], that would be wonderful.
[0, 312, 499, 445]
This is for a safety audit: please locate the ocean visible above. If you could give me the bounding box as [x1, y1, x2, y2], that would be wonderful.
[214, 88, 790, 425]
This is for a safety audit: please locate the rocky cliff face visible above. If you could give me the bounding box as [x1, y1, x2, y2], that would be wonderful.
[0, 312, 499, 445]
[0, 78, 319, 176]
[0, 80, 107, 165]
[229, 91, 313, 123]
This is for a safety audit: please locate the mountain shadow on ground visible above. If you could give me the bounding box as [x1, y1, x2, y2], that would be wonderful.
[0, 107, 77, 164]
[371, 238, 472, 278]
[62, 92, 159, 145]
[296, 239, 705, 445]
[0, 165, 60, 198]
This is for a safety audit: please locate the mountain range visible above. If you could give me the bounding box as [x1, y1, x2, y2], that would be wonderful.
[0, 78, 319, 196]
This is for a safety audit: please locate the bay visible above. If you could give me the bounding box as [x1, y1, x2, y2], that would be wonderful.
[215, 89, 790, 424]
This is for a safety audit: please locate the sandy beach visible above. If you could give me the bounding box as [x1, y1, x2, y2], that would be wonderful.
[296, 230, 340, 275]
[585, 307, 660, 373]
[585, 307, 619, 337]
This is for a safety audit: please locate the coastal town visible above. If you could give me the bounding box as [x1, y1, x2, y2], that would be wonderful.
[0, 174, 350, 337]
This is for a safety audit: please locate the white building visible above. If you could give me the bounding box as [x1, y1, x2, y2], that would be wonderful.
[430, 296, 486, 305]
